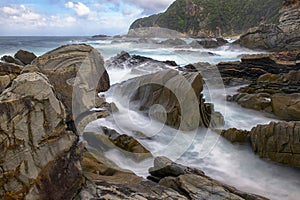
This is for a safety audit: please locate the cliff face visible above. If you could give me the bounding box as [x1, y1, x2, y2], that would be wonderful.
[129, 0, 282, 37]
[236, 0, 300, 51]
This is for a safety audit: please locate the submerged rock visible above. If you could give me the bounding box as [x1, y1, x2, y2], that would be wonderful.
[148, 157, 268, 200]
[250, 121, 300, 167]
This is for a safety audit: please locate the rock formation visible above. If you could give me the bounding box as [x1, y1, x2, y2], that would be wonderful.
[236, 0, 300, 51]
[250, 121, 300, 167]
[0, 72, 82, 199]
[32, 44, 110, 126]
[217, 50, 300, 85]
[112, 69, 224, 130]
[0, 44, 111, 199]
[148, 157, 268, 200]
[1, 50, 37, 66]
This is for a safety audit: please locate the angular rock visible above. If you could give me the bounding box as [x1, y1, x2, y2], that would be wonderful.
[250, 121, 300, 167]
[0, 72, 82, 199]
[14, 50, 37, 65]
[32, 44, 110, 125]
[1, 55, 24, 65]
[105, 51, 177, 71]
[148, 157, 268, 200]
[113, 69, 224, 130]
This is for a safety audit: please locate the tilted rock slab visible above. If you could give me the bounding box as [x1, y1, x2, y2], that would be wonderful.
[32, 44, 110, 124]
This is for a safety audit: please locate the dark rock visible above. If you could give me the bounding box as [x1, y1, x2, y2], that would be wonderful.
[217, 51, 300, 85]
[194, 38, 228, 48]
[14, 49, 37, 65]
[105, 51, 177, 70]
[1, 55, 24, 65]
[250, 121, 300, 167]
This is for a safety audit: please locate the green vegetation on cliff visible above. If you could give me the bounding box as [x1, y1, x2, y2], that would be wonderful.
[130, 0, 282, 37]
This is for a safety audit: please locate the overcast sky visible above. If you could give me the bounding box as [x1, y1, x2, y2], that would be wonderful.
[0, 0, 175, 36]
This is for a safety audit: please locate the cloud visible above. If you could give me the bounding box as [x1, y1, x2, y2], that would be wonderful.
[126, 0, 175, 13]
[65, 2, 91, 16]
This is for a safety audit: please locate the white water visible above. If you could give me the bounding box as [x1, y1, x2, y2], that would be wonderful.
[81, 40, 300, 200]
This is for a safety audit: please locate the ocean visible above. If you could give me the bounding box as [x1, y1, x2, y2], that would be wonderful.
[1, 36, 299, 200]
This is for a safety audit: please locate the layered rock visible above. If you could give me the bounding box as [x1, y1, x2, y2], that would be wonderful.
[250, 121, 300, 167]
[0, 72, 82, 199]
[32, 44, 110, 125]
[83, 127, 152, 162]
[236, 0, 300, 51]
[228, 70, 300, 120]
[113, 69, 224, 130]
[148, 157, 268, 200]
[217, 51, 300, 85]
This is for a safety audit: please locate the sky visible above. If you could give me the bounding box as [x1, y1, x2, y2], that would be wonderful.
[0, 0, 175, 36]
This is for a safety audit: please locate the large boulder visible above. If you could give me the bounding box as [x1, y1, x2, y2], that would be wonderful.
[32, 44, 110, 123]
[14, 49, 37, 65]
[0, 72, 82, 199]
[148, 157, 268, 200]
[113, 69, 224, 130]
[250, 121, 300, 167]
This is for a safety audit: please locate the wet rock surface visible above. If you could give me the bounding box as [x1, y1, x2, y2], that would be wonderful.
[113, 69, 224, 130]
[148, 157, 268, 200]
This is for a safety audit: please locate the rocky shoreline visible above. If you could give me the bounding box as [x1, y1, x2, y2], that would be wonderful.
[0, 39, 299, 199]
